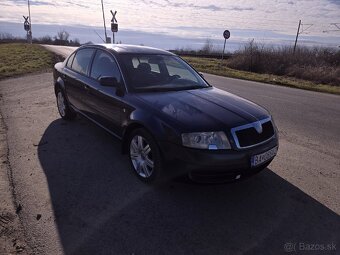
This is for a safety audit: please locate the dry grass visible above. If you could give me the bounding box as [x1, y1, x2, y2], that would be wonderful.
[227, 43, 340, 86]
[0, 43, 55, 79]
[183, 56, 340, 95]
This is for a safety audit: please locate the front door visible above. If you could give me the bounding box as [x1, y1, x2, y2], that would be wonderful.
[85, 49, 125, 136]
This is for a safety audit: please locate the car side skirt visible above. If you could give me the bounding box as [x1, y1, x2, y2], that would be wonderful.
[70, 105, 123, 140]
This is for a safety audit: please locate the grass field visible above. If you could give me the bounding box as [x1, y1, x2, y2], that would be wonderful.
[183, 57, 340, 95]
[0, 43, 55, 79]
[0, 43, 338, 95]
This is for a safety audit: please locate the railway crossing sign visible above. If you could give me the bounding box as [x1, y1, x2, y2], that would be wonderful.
[23, 15, 32, 43]
[110, 10, 118, 43]
[111, 10, 118, 32]
[23, 16, 30, 31]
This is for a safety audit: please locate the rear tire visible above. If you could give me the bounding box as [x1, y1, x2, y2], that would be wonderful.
[56, 88, 76, 120]
[128, 128, 163, 184]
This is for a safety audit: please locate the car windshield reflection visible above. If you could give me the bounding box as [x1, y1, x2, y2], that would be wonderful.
[120, 54, 209, 92]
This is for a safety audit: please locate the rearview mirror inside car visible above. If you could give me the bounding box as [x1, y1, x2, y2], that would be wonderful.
[148, 56, 164, 64]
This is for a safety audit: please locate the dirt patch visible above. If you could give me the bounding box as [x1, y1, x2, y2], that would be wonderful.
[0, 103, 31, 254]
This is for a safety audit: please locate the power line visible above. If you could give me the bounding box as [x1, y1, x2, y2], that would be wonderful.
[300, 23, 313, 34]
[93, 30, 105, 43]
[323, 23, 340, 33]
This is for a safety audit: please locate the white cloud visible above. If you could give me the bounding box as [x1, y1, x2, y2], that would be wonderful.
[1, 0, 339, 41]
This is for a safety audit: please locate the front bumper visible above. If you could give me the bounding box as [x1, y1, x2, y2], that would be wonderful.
[160, 136, 279, 182]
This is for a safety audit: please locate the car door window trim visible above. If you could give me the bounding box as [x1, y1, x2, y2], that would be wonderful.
[88, 48, 128, 94]
[66, 48, 96, 78]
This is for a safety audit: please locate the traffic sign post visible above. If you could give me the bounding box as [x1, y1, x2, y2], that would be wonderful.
[23, 16, 32, 44]
[110, 10, 118, 44]
[221, 30, 230, 64]
[23, 16, 30, 31]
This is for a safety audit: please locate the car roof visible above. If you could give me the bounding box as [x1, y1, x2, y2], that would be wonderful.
[80, 44, 175, 56]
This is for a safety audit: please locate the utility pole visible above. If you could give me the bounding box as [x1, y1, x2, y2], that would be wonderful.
[294, 20, 301, 53]
[27, 0, 32, 43]
[101, 0, 110, 43]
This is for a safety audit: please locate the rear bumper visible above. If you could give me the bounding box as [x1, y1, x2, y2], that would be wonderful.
[159, 136, 279, 181]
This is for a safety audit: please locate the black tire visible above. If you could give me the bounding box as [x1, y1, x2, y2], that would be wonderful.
[56, 88, 76, 120]
[128, 128, 163, 183]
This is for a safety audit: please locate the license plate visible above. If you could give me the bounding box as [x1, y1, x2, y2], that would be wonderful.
[251, 147, 277, 167]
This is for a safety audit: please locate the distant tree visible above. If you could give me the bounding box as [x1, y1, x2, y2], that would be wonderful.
[0, 33, 25, 43]
[56, 30, 70, 41]
[0, 33, 14, 40]
[38, 35, 53, 44]
[201, 39, 214, 54]
[73, 38, 80, 46]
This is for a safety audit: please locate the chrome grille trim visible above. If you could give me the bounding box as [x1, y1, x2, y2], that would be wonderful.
[231, 117, 275, 149]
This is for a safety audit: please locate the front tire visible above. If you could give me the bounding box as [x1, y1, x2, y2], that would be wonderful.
[56, 88, 76, 120]
[128, 128, 163, 183]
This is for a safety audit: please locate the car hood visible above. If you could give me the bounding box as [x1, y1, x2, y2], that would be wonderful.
[136, 87, 269, 131]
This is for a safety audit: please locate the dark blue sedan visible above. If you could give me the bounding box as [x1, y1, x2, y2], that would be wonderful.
[53, 44, 278, 183]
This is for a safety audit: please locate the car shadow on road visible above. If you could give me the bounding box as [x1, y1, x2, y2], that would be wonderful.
[38, 118, 339, 255]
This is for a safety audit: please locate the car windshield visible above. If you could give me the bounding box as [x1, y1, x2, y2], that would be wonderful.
[120, 54, 209, 92]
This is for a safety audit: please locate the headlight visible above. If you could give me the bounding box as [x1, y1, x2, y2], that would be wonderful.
[181, 131, 231, 150]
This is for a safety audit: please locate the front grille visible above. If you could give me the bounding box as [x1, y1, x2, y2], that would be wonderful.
[231, 118, 275, 149]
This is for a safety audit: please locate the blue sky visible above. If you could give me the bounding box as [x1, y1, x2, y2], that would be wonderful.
[1, 0, 340, 50]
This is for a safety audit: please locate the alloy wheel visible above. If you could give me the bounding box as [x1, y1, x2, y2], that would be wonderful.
[57, 91, 66, 117]
[130, 135, 154, 178]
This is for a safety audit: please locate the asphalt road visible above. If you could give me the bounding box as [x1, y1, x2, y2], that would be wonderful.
[0, 45, 339, 254]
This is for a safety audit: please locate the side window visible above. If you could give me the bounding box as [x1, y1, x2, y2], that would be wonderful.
[66, 53, 75, 68]
[90, 50, 122, 82]
[72, 49, 95, 75]
[149, 63, 160, 73]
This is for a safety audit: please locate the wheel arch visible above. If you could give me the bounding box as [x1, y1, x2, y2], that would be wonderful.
[121, 120, 165, 156]
[122, 122, 150, 154]
[54, 77, 65, 95]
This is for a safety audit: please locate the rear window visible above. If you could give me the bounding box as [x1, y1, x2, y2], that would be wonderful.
[72, 49, 95, 75]
[66, 53, 75, 68]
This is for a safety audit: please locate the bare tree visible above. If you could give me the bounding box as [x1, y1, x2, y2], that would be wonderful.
[201, 39, 214, 54]
[0, 33, 14, 40]
[56, 30, 70, 41]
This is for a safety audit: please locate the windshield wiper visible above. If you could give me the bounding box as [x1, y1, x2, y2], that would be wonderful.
[135, 85, 205, 92]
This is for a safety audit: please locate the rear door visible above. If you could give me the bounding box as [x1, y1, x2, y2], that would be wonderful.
[63, 48, 95, 113]
[86, 49, 125, 135]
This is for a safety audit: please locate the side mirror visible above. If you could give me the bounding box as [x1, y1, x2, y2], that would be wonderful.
[199, 72, 204, 78]
[99, 76, 124, 96]
[99, 76, 118, 87]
